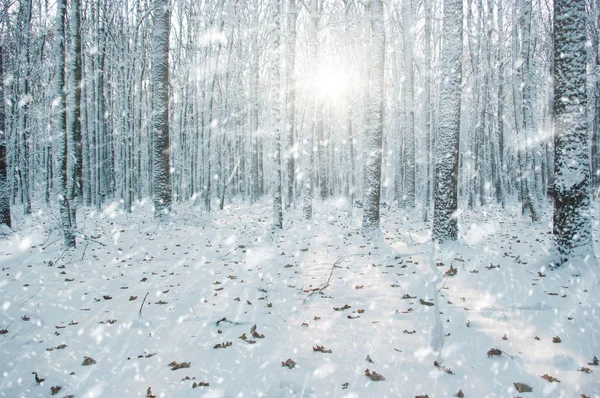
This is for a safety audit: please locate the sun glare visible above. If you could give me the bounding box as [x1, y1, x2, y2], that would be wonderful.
[314, 66, 348, 101]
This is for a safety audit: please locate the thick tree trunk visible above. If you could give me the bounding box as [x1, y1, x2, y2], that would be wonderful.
[362, 0, 385, 230]
[402, 0, 415, 208]
[433, 0, 463, 242]
[552, 0, 592, 266]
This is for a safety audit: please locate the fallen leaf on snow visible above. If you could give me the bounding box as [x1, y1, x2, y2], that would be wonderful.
[313, 344, 332, 353]
[513, 382, 532, 392]
[540, 374, 560, 383]
[281, 358, 296, 369]
[419, 299, 434, 306]
[82, 357, 97, 366]
[250, 325, 265, 338]
[487, 348, 502, 357]
[333, 304, 351, 311]
[192, 381, 209, 388]
[168, 361, 191, 370]
[364, 368, 385, 381]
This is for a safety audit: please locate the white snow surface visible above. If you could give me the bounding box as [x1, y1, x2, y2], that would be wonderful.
[1, 199, 599, 397]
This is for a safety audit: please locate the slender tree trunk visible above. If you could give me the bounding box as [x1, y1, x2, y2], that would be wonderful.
[152, 0, 172, 215]
[272, 0, 283, 228]
[56, 0, 75, 248]
[0, 44, 10, 229]
[285, 0, 297, 209]
[68, 0, 83, 226]
[20, 0, 32, 215]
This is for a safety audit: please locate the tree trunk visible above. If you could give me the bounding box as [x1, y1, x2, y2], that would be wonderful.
[552, 0, 592, 266]
[152, 0, 172, 215]
[433, 0, 463, 242]
[272, 0, 283, 229]
[56, 0, 75, 248]
[362, 0, 385, 230]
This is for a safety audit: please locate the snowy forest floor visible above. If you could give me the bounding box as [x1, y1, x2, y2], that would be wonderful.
[1, 198, 599, 398]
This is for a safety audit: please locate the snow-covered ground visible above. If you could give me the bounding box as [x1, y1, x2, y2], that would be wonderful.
[1, 199, 599, 397]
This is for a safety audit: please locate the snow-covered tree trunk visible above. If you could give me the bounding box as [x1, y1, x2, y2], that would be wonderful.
[151, 0, 172, 215]
[552, 0, 592, 266]
[521, 0, 540, 220]
[302, 0, 318, 220]
[433, 0, 463, 242]
[0, 44, 9, 229]
[20, 0, 32, 215]
[285, 0, 297, 209]
[402, 0, 415, 208]
[423, 0, 432, 221]
[593, 10, 600, 194]
[68, 0, 83, 224]
[495, 0, 507, 207]
[56, 0, 75, 248]
[362, 0, 385, 230]
[272, 0, 283, 229]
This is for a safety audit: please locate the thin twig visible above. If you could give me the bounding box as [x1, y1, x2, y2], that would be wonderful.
[10, 328, 22, 339]
[222, 244, 244, 259]
[437, 275, 449, 292]
[304, 254, 361, 302]
[80, 240, 90, 261]
[139, 292, 149, 316]
[20, 288, 42, 307]
[189, 302, 201, 321]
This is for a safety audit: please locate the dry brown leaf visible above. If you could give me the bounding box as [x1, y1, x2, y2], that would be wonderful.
[168, 361, 191, 370]
[419, 298, 434, 306]
[239, 333, 256, 344]
[333, 304, 351, 311]
[552, 336, 562, 343]
[540, 373, 560, 382]
[50, 386, 62, 395]
[579, 367, 593, 373]
[364, 368, 385, 381]
[250, 325, 265, 338]
[456, 390, 464, 398]
[514, 382, 533, 392]
[434, 360, 454, 375]
[82, 356, 96, 366]
[588, 356, 599, 366]
[313, 344, 332, 353]
[487, 348, 502, 357]
[281, 358, 296, 369]
[366, 355, 374, 363]
[192, 381, 209, 388]
[213, 341, 232, 349]
[146, 387, 156, 398]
